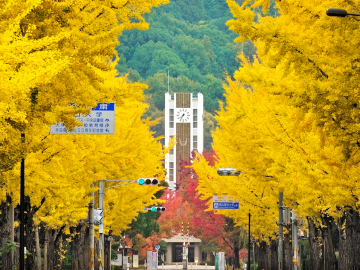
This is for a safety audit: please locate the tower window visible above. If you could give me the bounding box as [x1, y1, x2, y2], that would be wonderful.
[193, 136, 198, 150]
[169, 162, 174, 181]
[170, 109, 174, 128]
[193, 109, 198, 128]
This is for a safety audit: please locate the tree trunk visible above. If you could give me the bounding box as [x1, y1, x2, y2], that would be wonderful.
[338, 208, 360, 270]
[0, 195, 15, 270]
[71, 224, 88, 270]
[35, 224, 42, 270]
[13, 205, 20, 269]
[308, 217, 321, 270]
[104, 234, 111, 270]
[44, 228, 48, 270]
[321, 215, 337, 270]
[270, 239, 278, 270]
[234, 244, 240, 268]
[254, 240, 277, 270]
[46, 228, 64, 270]
[45, 229, 57, 270]
[10, 203, 14, 267]
[256, 241, 266, 270]
[283, 227, 292, 270]
[24, 196, 36, 270]
[95, 236, 100, 270]
[56, 233, 63, 270]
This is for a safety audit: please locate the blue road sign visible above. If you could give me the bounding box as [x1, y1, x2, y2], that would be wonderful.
[213, 202, 239, 210]
[155, 245, 160, 250]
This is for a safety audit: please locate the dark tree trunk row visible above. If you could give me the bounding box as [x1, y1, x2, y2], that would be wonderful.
[70, 224, 102, 270]
[46, 228, 65, 270]
[0, 195, 102, 270]
[255, 239, 279, 270]
[254, 216, 337, 270]
[71, 224, 88, 270]
[24, 196, 36, 270]
[308, 217, 321, 270]
[321, 215, 337, 270]
[4, 195, 360, 270]
[0, 195, 16, 270]
[256, 241, 267, 270]
[338, 208, 360, 270]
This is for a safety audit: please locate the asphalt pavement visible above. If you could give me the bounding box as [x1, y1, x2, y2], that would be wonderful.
[157, 264, 215, 270]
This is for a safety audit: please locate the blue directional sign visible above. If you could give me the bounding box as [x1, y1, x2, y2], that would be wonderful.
[155, 245, 160, 250]
[213, 202, 239, 210]
[50, 103, 115, 135]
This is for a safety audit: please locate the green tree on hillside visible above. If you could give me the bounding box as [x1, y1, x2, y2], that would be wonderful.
[116, 0, 263, 151]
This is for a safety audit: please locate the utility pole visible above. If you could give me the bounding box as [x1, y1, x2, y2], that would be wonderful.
[278, 192, 283, 270]
[248, 212, 251, 270]
[292, 212, 298, 270]
[89, 183, 95, 270]
[20, 132, 25, 270]
[99, 180, 105, 270]
[252, 242, 255, 270]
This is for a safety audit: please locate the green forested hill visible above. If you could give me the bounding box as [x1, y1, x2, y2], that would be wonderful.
[115, 0, 256, 150]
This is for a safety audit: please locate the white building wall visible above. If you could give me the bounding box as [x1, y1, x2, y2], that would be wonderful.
[164, 92, 170, 186]
[164, 93, 176, 190]
[196, 93, 204, 155]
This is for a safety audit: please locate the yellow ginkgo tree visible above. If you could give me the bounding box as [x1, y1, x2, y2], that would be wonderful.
[0, 0, 170, 268]
[0, 0, 169, 172]
[193, 0, 360, 268]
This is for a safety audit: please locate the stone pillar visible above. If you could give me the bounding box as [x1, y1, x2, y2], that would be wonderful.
[194, 243, 200, 263]
[166, 243, 173, 265]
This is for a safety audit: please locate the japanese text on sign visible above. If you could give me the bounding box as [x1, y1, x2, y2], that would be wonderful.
[50, 103, 115, 135]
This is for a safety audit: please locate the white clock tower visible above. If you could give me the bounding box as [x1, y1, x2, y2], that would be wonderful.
[164, 92, 204, 190]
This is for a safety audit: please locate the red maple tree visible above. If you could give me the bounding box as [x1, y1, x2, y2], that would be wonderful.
[158, 150, 234, 260]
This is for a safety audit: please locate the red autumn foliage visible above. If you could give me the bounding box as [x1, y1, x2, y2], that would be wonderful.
[157, 150, 233, 257]
[239, 249, 248, 262]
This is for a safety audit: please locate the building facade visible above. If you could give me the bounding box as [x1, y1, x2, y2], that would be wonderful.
[163, 234, 201, 264]
[164, 93, 204, 190]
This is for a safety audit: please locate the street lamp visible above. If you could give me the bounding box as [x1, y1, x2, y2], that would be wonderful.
[216, 168, 250, 270]
[217, 168, 242, 176]
[326, 8, 360, 17]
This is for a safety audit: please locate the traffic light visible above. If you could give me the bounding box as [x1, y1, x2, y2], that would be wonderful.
[298, 229, 305, 240]
[137, 178, 159, 185]
[151, 206, 166, 212]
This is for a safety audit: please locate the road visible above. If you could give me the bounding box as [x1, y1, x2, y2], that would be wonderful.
[157, 264, 215, 270]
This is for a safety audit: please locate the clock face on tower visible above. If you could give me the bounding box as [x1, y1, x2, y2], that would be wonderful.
[176, 108, 191, 123]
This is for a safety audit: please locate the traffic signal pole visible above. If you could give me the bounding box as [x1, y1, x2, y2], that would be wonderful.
[89, 183, 95, 270]
[292, 212, 298, 270]
[98, 178, 159, 269]
[99, 180, 105, 270]
[278, 192, 283, 270]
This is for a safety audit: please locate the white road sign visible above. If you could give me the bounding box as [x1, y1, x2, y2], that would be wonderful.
[50, 103, 115, 135]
